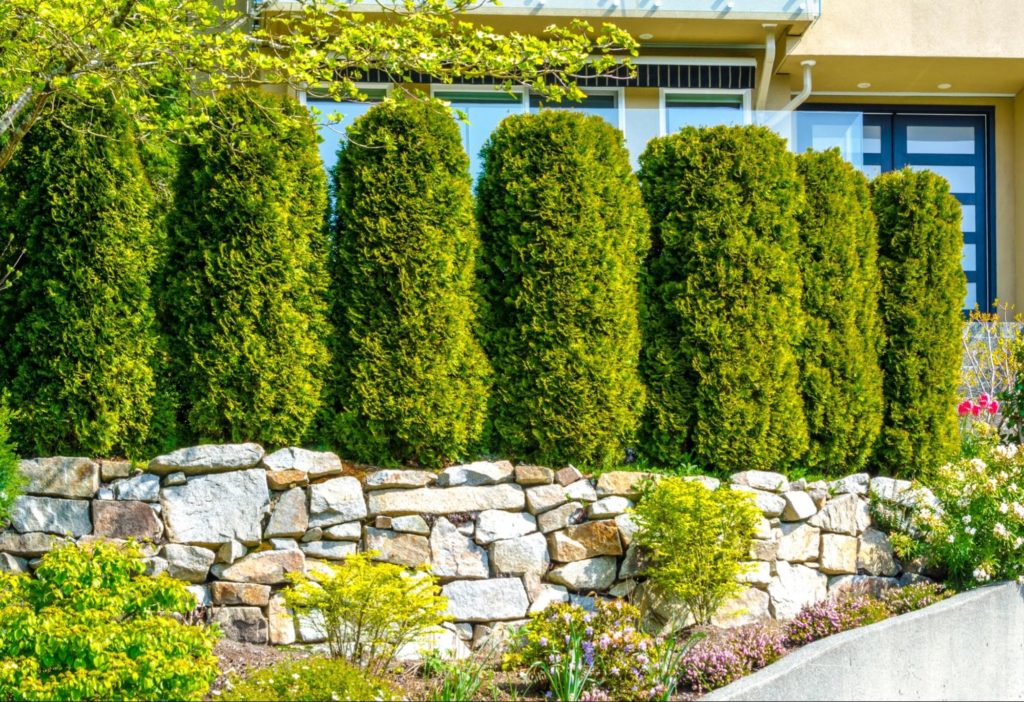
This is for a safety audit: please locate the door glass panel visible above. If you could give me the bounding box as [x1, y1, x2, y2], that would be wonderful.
[966, 283, 978, 310]
[961, 204, 977, 232]
[906, 125, 975, 154]
[863, 124, 882, 154]
[909, 164, 976, 194]
[963, 244, 977, 272]
[861, 164, 882, 179]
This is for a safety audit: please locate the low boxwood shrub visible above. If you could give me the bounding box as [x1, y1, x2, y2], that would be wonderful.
[159, 88, 331, 447]
[872, 168, 965, 476]
[638, 125, 809, 473]
[632, 477, 761, 625]
[796, 149, 884, 475]
[284, 550, 449, 676]
[476, 110, 649, 468]
[221, 657, 400, 702]
[0, 541, 218, 700]
[327, 98, 490, 467]
[0, 103, 158, 457]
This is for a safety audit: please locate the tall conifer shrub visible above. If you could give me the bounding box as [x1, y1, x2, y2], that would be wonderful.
[638, 125, 808, 472]
[0, 105, 158, 456]
[476, 111, 648, 467]
[159, 89, 330, 446]
[796, 149, 885, 474]
[328, 99, 489, 467]
[872, 168, 965, 476]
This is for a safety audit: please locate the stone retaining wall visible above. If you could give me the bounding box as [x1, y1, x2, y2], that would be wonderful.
[0, 444, 925, 651]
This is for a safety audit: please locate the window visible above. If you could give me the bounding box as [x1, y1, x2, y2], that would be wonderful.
[663, 91, 748, 134]
[434, 88, 527, 178]
[528, 90, 623, 129]
[305, 85, 389, 172]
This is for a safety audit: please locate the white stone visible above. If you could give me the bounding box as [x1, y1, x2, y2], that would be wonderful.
[528, 584, 570, 614]
[261, 448, 342, 479]
[149, 443, 264, 475]
[323, 522, 363, 540]
[10, 496, 91, 536]
[364, 470, 436, 490]
[564, 480, 598, 502]
[475, 510, 537, 545]
[492, 532, 550, 576]
[0, 553, 28, 573]
[809, 494, 871, 536]
[437, 461, 514, 487]
[270, 538, 299, 551]
[300, 540, 357, 560]
[430, 518, 489, 579]
[112, 473, 161, 502]
[97, 487, 114, 500]
[161, 468, 269, 546]
[827, 574, 898, 598]
[731, 485, 787, 517]
[857, 528, 900, 576]
[213, 549, 305, 585]
[819, 533, 859, 575]
[442, 578, 530, 622]
[365, 528, 430, 567]
[265, 487, 309, 538]
[268, 593, 297, 645]
[186, 584, 212, 607]
[731, 470, 790, 493]
[684, 475, 722, 491]
[588, 496, 633, 519]
[524, 484, 568, 515]
[781, 491, 818, 521]
[776, 522, 821, 563]
[538, 502, 584, 534]
[829, 473, 870, 496]
[869, 476, 914, 502]
[216, 540, 247, 564]
[309, 477, 367, 528]
[768, 561, 828, 619]
[754, 517, 773, 540]
[546, 556, 617, 591]
[19, 457, 99, 498]
[164, 472, 187, 486]
[614, 512, 639, 546]
[368, 484, 525, 516]
[712, 586, 771, 628]
[737, 561, 773, 586]
[163, 543, 216, 583]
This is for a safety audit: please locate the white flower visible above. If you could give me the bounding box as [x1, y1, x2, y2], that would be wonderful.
[973, 566, 992, 582]
[946, 534, 956, 543]
[994, 522, 1010, 539]
[292, 673, 300, 680]
[1013, 503, 1024, 520]
[1015, 537, 1024, 550]
[1000, 502, 1010, 514]
[971, 458, 987, 473]
[963, 514, 973, 524]
[965, 526, 977, 536]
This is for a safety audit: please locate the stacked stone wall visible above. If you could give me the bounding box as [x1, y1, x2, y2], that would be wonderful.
[0, 445, 925, 651]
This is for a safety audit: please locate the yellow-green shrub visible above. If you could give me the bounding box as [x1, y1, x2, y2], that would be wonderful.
[632, 477, 761, 625]
[284, 550, 448, 675]
[0, 396, 22, 522]
[0, 541, 219, 701]
[221, 657, 400, 702]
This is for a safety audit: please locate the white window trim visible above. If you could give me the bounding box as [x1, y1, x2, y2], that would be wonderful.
[528, 87, 626, 131]
[429, 83, 530, 112]
[297, 82, 393, 107]
[659, 87, 753, 137]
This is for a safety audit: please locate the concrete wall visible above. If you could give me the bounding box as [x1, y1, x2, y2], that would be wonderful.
[704, 581, 1024, 702]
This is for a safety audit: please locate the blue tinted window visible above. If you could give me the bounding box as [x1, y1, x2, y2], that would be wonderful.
[435, 90, 525, 177]
[665, 93, 744, 132]
[308, 88, 387, 172]
[529, 92, 620, 129]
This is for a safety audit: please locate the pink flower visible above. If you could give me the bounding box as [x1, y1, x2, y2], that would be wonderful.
[972, 404, 982, 416]
[989, 400, 1000, 414]
[979, 394, 990, 405]
[958, 401, 972, 416]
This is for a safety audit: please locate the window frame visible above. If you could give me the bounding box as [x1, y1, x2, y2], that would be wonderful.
[658, 87, 753, 136]
[528, 87, 626, 131]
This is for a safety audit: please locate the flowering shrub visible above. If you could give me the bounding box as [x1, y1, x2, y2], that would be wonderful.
[884, 447, 1024, 588]
[220, 657, 400, 701]
[677, 624, 787, 693]
[958, 394, 1002, 458]
[505, 601, 674, 701]
[786, 594, 890, 646]
[879, 582, 953, 615]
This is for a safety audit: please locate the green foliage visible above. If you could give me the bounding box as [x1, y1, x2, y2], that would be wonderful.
[0, 541, 219, 700]
[883, 446, 1024, 588]
[872, 168, 965, 476]
[638, 125, 809, 472]
[632, 477, 761, 625]
[221, 657, 400, 702]
[0, 395, 22, 522]
[795, 149, 885, 474]
[159, 89, 330, 446]
[327, 98, 490, 467]
[284, 550, 449, 676]
[427, 654, 490, 702]
[476, 110, 649, 468]
[0, 104, 158, 457]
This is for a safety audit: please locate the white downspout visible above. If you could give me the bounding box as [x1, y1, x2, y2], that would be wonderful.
[762, 59, 815, 132]
[754, 24, 777, 112]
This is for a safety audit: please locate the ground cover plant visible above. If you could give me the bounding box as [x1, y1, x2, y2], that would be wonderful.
[0, 541, 219, 700]
[476, 110, 649, 468]
[220, 657, 400, 702]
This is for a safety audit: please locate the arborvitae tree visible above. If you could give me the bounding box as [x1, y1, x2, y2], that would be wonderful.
[328, 99, 489, 467]
[476, 111, 648, 468]
[159, 89, 330, 446]
[638, 125, 808, 473]
[872, 168, 965, 476]
[796, 149, 885, 475]
[0, 105, 158, 456]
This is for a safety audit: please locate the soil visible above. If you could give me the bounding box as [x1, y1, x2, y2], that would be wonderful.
[208, 639, 311, 698]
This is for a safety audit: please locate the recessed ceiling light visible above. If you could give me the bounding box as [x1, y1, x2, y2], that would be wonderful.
[937, 83, 952, 89]
[857, 82, 871, 89]
[638, 33, 655, 40]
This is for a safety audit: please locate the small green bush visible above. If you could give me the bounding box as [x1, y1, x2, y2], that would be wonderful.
[0, 396, 22, 522]
[632, 477, 761, 625]
[284, 550, 449, 676]
[159, 88, 330, 446]
[872, 168, 965, 476]
[0, 541, 219, 700]
[327, 98, 490, 467]
[795, 149, 885, 475]
[476, 110, 649, 468]
[638, 125, 809, 472]
[0, 105, 158, 456]
[221, 657, 400, 702]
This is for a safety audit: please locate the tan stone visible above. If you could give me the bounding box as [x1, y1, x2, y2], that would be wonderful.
[99, 460, 133, 481]
[538, 501, 584, 533]
[595, 471, 656, 499]
[809, 493, 871, 536]
[857, 528, 899, 576]
[212, 549, 305, 585]
[525, 484, 568, 515]
[555, 466, 584, 487]
[711, 586, 771, 628]
[514, 465, 554, 486]
[20, 457, 99, 498]
[749, 538, 779, 561]
[266, 469, 308, 491]
[737, 561, 773, 587]
[211, 582, 271, 606]
[268, 593, 297, 645]
[368, 484, 525, 516]
[819, 533, 859, 575]
[776, 522, 821, 563]
[365, 470, 437, 490]
[91, 500, 162, 541]
[547, 520, 622, 562]
[365, 527, 430, 567]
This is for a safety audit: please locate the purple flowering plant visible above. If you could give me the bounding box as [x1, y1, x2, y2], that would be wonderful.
[785, 594, 890, 647]
[678, 623, 787, 693]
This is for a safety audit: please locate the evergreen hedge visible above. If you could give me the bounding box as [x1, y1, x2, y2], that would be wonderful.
[638, 125, 809, 472]
[328, 99, 490, 467]
[159, 89, 330, 447]
[0, 105, 158, 456]
[796, 149, 885, 474]
[476, 111, 648, 467]
[872, 168, 965, 476]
